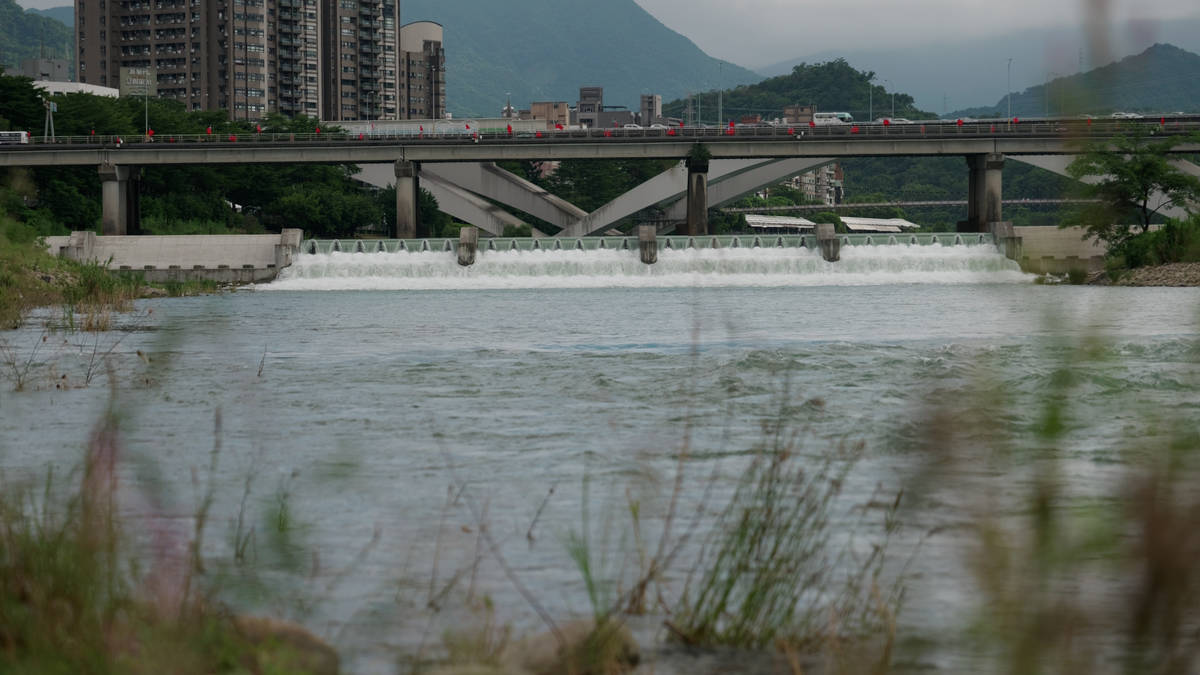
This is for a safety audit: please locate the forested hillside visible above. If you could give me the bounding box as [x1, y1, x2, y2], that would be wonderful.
[0, 0, 72, 74]
[662, 59, 932, 125]
[953, 43, 1200, 118]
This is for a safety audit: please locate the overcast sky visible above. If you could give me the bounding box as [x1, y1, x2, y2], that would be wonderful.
[633, 0, 1200, 69]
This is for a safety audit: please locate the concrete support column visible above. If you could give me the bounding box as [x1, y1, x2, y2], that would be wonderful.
[638, 224, 657, 265]
[684, 157, 709, 237]
[394, 160, 420, 239]
[457, 226, 478, 267]
[816, 222, 841, 262]
[959, 153, 1005, 233]
[99, 163, 133, 235]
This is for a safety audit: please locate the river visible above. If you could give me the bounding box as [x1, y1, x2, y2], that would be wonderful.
[2, 243, 1198, 673]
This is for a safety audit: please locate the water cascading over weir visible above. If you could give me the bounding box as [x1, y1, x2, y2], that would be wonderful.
[267, 232, 1029, 291]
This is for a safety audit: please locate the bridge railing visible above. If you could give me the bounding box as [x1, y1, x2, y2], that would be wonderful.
[8, 117, 1200, 148]
[300, 233, 994, 255]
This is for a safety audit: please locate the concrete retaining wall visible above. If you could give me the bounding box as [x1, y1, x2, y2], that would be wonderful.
[1015, 226, 1107, 274]
[43, 229, 302, 283]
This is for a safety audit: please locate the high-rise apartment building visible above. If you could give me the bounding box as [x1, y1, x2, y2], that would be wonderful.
[77, 0, 442, 121]
[319, 0, 399, 121]
[397, 21, 443, 120]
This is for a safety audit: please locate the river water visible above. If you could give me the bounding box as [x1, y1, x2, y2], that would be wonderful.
[2, 243, 1199, 673]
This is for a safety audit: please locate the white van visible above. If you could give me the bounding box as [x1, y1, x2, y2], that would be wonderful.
[0, 130, 30, 144]
[812, 112, 853, 125]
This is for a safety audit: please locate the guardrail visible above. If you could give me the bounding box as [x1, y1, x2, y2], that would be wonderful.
[4, 117, 1199, 149]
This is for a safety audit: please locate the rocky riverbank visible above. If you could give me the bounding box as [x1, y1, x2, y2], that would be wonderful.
[1089, 262, 1200, 287]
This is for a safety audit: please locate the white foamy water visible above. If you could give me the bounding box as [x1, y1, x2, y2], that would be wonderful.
[265, 244, 1030, 291]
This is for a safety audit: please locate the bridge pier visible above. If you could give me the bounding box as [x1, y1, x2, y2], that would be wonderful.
[816, 222, 840, 262]
[457, 226, 478, 266]
[99, 163, 140, 235]
[959, 153, 1004, 233]
[638, 225, 657, 265]
[684, 157, 709, 237]
[394, 160, 420, 239]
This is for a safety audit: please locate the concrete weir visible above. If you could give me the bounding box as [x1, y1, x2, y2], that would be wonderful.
[43, 229, 303, 283]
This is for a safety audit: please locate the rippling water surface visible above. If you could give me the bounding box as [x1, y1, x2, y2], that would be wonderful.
[2, 245, 1199, 673]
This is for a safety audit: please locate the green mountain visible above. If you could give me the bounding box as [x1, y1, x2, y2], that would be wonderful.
[662, 58, 933, 125]
[952, 43, 1200, 119]
[400, 0, 761, 118]
[26, 5, 73, 27]
[0, 0, 72, 73]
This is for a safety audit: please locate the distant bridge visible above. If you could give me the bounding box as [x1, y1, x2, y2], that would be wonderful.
[721, 198, 1100, 214]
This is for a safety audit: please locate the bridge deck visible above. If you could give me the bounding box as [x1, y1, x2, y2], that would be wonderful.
[2, 119, 1198, 167]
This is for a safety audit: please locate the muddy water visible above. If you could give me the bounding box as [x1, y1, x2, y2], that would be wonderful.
[2, 253, 1199, 673]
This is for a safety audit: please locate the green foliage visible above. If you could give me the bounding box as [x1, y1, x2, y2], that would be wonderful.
[1065, 129, 1200, 253]
[502, 223, 532, 237]
[663, 58, 932, 124]
[0, 69, 45, 132]
[1113, 216, 1200, 268]
[810, 211, 844, 231]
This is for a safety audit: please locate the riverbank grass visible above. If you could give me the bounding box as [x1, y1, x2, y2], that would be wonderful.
[0, 222, 219, 329]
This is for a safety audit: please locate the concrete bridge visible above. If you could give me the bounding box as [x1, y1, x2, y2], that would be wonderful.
[3, 118, 1198, 239]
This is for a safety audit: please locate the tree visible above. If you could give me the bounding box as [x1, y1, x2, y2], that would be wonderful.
[1066, 128, 1200, 251]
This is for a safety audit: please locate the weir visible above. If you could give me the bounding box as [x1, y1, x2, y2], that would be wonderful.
[272, 234, 1025, 292]
[301, 232, 993, 256]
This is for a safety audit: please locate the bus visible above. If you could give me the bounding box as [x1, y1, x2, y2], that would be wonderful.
[0, 131, 30, 144]
[812, 112, 853, 125]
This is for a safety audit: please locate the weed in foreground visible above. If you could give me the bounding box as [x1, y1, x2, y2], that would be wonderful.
[0, 403, 339, 674]
[913, 330, 1200, 675]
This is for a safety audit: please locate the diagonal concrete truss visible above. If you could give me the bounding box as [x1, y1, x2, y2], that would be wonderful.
[1013, 155, 1196, 220]
[355, 163, 524, 236]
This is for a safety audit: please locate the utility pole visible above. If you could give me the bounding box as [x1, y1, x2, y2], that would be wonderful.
[717, 61, 723, 124]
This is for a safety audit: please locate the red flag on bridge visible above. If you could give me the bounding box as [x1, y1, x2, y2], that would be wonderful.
[882, 118, 890, 126]
[603, 129, 612, 137]
[147, 129, 154, 136]
[315, 127, 321, 134]
[465, 123, 471, 129]
[1161, 117, 1166, 126]
[206, 126, 212, 135]
[667, 128, 676, 136]
[536, 131, 543, 138]
[256, 124, 262, 133]
[229, 134, 237, 142]
[787, 127, 795, 135]
[358, 133, 364, 140]
[851, 126, 860, 134]
[956, 119, 963, 126]
[506, 124, 513, 135]
[555, 123, 564, 130]
[808, 120, 816, 128]
[1012, 117, 1019, 124]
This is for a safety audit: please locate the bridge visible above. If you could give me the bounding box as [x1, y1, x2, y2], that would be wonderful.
[3, 118, 1198, 239]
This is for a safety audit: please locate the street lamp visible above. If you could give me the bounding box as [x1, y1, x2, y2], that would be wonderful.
[868, 75, 873, 121]
[1006, 58, 1013, 119]
[885, 78, 894, 117]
